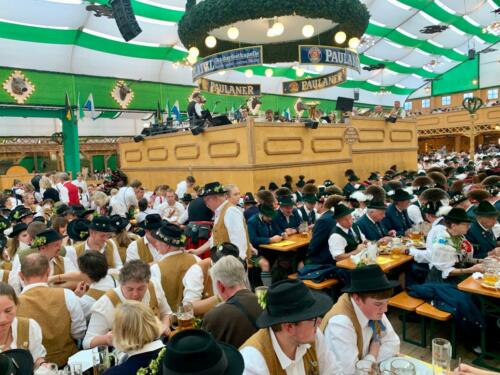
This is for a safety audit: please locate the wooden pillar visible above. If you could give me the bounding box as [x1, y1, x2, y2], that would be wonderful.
[454, 135, 461, 152]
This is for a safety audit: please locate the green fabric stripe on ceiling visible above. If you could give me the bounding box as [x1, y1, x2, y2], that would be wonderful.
[398, 0, 500, 44]
[359, 55, 438, 78]
[91, 0, 184, 22]
[0, 21, 79, 44]
[366, 23, 467, 62]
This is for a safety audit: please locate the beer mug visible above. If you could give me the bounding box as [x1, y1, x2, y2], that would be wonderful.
[390, 238, 403, 259]
[355, 359, 376, 375]
[390, 359, 415, 375]
[483, 259, 498, 286]
[173, 302, 195, 330]
[432, 338, 452, 375]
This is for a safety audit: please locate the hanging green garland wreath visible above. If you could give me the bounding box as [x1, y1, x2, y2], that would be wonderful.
[178, 0, 370, 64]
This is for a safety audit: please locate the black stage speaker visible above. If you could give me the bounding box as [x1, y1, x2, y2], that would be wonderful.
[336, 96, 354, 112]
[354, 89, 360, 101]
[468, 49, 476, 60]
[110, 0, 142, 41]
[211, 115, 232, 127]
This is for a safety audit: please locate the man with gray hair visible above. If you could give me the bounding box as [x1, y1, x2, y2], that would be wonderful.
[202, 255, 262, 348]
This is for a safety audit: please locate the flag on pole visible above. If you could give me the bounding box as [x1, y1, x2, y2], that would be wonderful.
[83, 94, 97, 120]
[155, 100, 163, 123]
[285, 107, 291, 121]
[165, 99, 171, 119]
[64, 92, 73, 121]
[77, 92, 84, 119]
[171, 100, 181, 120]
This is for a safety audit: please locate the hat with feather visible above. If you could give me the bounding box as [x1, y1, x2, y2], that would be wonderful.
[427, 171, 447, 189]
[467, 189, 491, 203]
[412, 176, 434, 196]
[365, 185, 386, 202]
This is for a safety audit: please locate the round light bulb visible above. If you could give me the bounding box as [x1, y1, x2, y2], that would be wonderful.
[245, 69, 253, 78]
[265, 68, 273, 77]
[227, 27, 239, 40]
[472, 79, 478, 85]
[314, 65, 324, 72]
[187, 54, 197, 65]
[188, 46, 199, 58]
[334, 31, 347, 44]
[302, 24, 315, 38]
[296, 67, 305, 77]
[205, 35, 217, 48]
[267, 27, 276, 38]
[218, 71, 226, 76]
[272, 22, 284, 36]
[348, 37, 360, 49]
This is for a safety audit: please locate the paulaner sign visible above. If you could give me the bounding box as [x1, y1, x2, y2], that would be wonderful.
[299, 45, 361, 73]
[199, 78, 261, 96]
[192, 46, 263, 80]
[282, 68, 347, 94]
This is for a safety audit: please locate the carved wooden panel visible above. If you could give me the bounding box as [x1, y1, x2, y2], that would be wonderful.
[264, 137, 303, 155]
[208, 140, 240, 158]
[311, 137, 344, 153]
[390, 130, 413, 142]
[487, 109, 500, 120]
[357, 129, 385, 143]
[174, 144, 200, 160]
[447, 113, 471, 123]
[147, 147, 168, 161]
[417, 117, 440, 126]
[124, 149, 142, 162]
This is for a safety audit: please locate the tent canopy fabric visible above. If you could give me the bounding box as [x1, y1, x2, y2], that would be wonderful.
[0, 0, 499, 106]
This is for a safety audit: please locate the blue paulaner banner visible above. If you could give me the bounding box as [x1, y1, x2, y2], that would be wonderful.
[192, 46, 263, 80]
[282, 68, 347, 94]
[299, 45, 361, 73]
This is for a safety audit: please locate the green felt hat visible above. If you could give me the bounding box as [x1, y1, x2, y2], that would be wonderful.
[473, 201, 499, 217]
[333, 204, 354, 219]
[278, 195, 294, 207]
[259, 204, 277, 218]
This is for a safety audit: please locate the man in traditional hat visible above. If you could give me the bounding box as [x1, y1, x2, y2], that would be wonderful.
[150, 222, 200, 311]
[240, 279, 342, 374]
[327, 204, 366, 262]
[17, 253, 86, 367]
[382, 189, 414, 237]
[297, 184, 318, 227]
[191, 182, 250, 262]
[466, 190, 492, 221]
[202, 255, 263, 348]
[187, 92, 213, 125]
[322, 265, 400, 375]
[65, 216, 123, 271]
[293, 176, 306, 203]
[356, 201, 394, 242]
[272, 195, 302, 236]
[247, 203, 282, 287]
[343, 174, 361, 198]
[408, 176, 434, 225]
[243, 192, 259, 221]
[126, 213, 163, 263]
[466, 201, 500, 259]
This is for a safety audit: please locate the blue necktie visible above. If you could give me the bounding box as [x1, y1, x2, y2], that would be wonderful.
[368, 320, 386, 341]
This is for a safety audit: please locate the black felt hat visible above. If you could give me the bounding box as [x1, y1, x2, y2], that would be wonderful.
[89, 216, 115, 232]
[181, 193, 193, 203]
[0, 349, 34, 375]
[67, 218, 91, 241]
[268, 182, 279, 191]
[198, 182, 227, 197]
[31, 228, 63, 248]
[303, 194, 318, 204]
[278, 195, 294, 207]
[0, 217, 11, 234]
[55, 203, 73, 216]
[162, 329, 244, 375]
[0, 236, 6, 250]
[243, 192, 257, 204]
[71, 204, 95, 219]
[444, 208, 472, 223]
[348, 174, 360, 182]
[333, 204, 354, 219]
[9, 207, 33, 222]
[473, 201, 499, 217]
[259, 204, 277, 218]
[210, 242, 240, 264]
[367, 201, 387, 210]
[368, 173, 379, 181]
[8, 223, 27, 238]
[342, 264, 399, 293]
[256, 279, 333, 328]
[139, 213, 163, 231]
[449, 192, 468, 206]
[390, 189, 414, 201]
[109, 214, 129, 231]
[154, 222, 185, 247]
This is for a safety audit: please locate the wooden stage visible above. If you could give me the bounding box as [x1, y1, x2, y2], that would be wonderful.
[118, 117, 418, 191]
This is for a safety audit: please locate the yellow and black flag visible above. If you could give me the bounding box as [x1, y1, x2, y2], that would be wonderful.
[64, 92, 73, 121]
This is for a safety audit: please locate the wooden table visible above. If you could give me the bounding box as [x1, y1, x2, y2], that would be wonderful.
[458, 276, 500, 371]
[259, 233, 311, 252]
[336, 254, 413, 273]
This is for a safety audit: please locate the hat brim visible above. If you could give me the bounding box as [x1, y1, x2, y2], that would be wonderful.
[256, 290, 333, 328]
[333, 207, 354, 219]
[473, 209, 499, 217]
[1, 349, 34, 375]
[342, 279, 399, 293]
[8, 226, 27, 238]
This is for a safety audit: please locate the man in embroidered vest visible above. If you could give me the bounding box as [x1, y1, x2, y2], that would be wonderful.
[321, 265, 400, 375]
[126, 213, 163, 263]
[183, 242, 239, 316]
[191, 182, 250, 261]
[83, 260, 172, 349]
[466, 201, 500, 259]
[17, 253, 86, 367]
[202, 255, 262, 348]
[65, 216, 123, 272]
[381, 189, 414, 237]
[75, 251, 117, 320]
[356, 201, 395, 243]
[9, 229, 77, 290]
[150, 222, 199, 311]
[327, 204, 366, 262]
[240, 279, 342, 375]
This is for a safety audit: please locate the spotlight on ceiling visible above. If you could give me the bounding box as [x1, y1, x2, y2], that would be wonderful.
[419, 25, 448, 34]
[362, 63, 386, 71]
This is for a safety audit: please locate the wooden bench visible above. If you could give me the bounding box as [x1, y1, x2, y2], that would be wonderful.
[288, 273, 339, 290]
[416, 303, 456, 358]
[388, 291, 425, 346]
